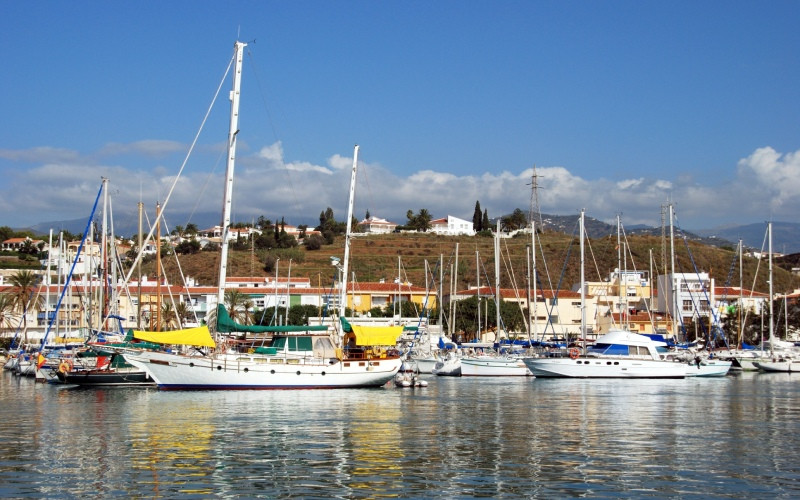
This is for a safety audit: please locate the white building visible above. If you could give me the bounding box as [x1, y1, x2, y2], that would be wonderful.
[657, 272, 714, 329]
[430, 216, 475, 236]
[358, 216, 398, 234]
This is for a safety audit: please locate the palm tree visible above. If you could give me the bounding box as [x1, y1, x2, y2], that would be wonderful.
[8, 270, 44, 342]
[0, 293, 18, 337]
[159, 302, 179, 331]
[175, 301, 191, 327]
[224, 290, 254, 325]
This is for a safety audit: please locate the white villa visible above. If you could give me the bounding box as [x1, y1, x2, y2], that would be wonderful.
[358, 216, 398, 234]
[430, 216, 475, 236]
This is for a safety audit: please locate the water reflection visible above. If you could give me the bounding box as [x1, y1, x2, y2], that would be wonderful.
[1, 372, 799, 497]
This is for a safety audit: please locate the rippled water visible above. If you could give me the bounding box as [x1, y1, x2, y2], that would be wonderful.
[1, 371, 799, 498]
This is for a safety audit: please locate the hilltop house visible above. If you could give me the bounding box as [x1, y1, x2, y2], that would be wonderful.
[357, 216, 398, 234]
[430, 216, 475, 236]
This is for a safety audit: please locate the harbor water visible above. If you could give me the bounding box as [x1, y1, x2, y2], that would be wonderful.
[1, 371, 798, 498]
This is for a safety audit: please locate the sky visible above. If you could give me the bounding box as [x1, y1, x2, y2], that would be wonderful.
[1, 1, 799, 236]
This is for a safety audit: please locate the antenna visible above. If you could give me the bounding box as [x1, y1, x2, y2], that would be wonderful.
[526, 165, 544, 230]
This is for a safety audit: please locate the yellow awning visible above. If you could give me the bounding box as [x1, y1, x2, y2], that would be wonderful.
[132, 326, 216, 348]
[349, 325, 403, 347]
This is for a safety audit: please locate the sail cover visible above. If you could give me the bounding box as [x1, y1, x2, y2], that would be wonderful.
[132, 326, 216, 347]
[216, 304, 328, 333]
[348, 324, 403, 346]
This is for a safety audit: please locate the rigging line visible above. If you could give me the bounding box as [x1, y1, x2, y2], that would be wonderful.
[123, 48, 234, 286]
[618, 223, 657, 333]
[244, 48, 303, 216]
[356, 153, 377, 223]
[500, 238, 530, 333]
[186, 147, 226, 225]
[540, 220, 579, 341]
[39, 182, 104, 351]
[158, 213, 199, 326]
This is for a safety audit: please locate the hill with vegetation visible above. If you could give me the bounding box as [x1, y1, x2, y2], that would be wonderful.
[148, 229, 800, 297]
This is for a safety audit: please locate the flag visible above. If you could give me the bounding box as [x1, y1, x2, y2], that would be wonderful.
[36, 353, 47, 370]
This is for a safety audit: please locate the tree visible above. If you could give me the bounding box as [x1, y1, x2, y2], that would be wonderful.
[159, 302, 179, 331]
[473, 201, 482, 232]
[175, 301, 192, 326]
[0, 226, 13, 244]
[304, 234, 325, 251]
[286, 304, 319, 325]
[501, 208, 528, 232]
[175, 239, 201, 255]
[8, 270, 43, 342]
[482, 209, 490, 232]
[18, 239, 41, 256]
[406, 209, 433, 232]
[0, 293, 17, 336]
[224, 290, 253, 325]
[365, 209, 371, 220]
[184, 223, 199, 236]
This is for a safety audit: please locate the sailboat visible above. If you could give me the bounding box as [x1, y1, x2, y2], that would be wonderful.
[752, 222, 800, 373]
[122, 42, 401, 389]
[460, 225, 531, 376]
[524, 210, 686, 378]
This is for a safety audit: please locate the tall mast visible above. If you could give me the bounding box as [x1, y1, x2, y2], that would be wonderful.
[155, 202, 161, 331]
[100, 177, 109, 330]
[217, 40, 247, 308]
[450, 242, 459, 338]
[580, 209, 586, 353]
[669, 204, 678, 341]
[340, 145, 359, 320]
[531, 221, 538, 341]
[495, 219, 501, 340]
[737, 239, 743, 347]
[476, 249, 480, 341]
[137, 201, 143, 329]
[617, 213, 623, 330]
[768, 221, 774, 353]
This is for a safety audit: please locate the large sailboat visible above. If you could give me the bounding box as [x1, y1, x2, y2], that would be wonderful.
[752, 222, 800, 373]
[122, 41, 401, 389]
[524, 210, 686, 379]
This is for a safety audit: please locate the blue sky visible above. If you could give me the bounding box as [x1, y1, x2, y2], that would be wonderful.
[1, 1, 799, 234]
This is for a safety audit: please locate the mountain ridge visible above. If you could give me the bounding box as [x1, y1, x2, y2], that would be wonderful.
[12, 212, 800, 255]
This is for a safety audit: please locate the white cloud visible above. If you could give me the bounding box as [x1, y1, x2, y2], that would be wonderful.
[1, 142, 799, 231]
[0, 146, 81, 163]
[98, 140, 186, 157]
[737, 146, 800, 213]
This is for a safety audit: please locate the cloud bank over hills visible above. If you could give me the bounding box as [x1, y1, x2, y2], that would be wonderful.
[1, 142, 799, 248]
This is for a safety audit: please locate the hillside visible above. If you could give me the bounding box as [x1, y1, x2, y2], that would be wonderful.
[147, 230, 800, 296]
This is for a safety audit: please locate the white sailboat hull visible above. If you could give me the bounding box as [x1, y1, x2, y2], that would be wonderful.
[432, 357, 461, 376]
[411, 357, 438, 374]
[123, 350, 401, 390]
[684, 359, 732, 377]
[460, 357, 532, 376]
[754, 359, 800, 372]
[524, 356, 686, 378]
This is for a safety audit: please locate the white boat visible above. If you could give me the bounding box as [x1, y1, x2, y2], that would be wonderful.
[393, 365, 428, 388]
[432, 351, 462, 376]
[123, 42, 401, 389]
[125, 328, 400, 389]
[754, 357, 800, 372]
[683, 357, 732, 377]
[749, 223, 800, 374]
[524, 211, 686, 379]
[525, 329, 687, 378]
[461, 355, 532, 376]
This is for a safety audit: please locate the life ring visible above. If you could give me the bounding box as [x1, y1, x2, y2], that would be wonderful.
[568, 348, 580, 360]
[58, 360, 72, 374]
